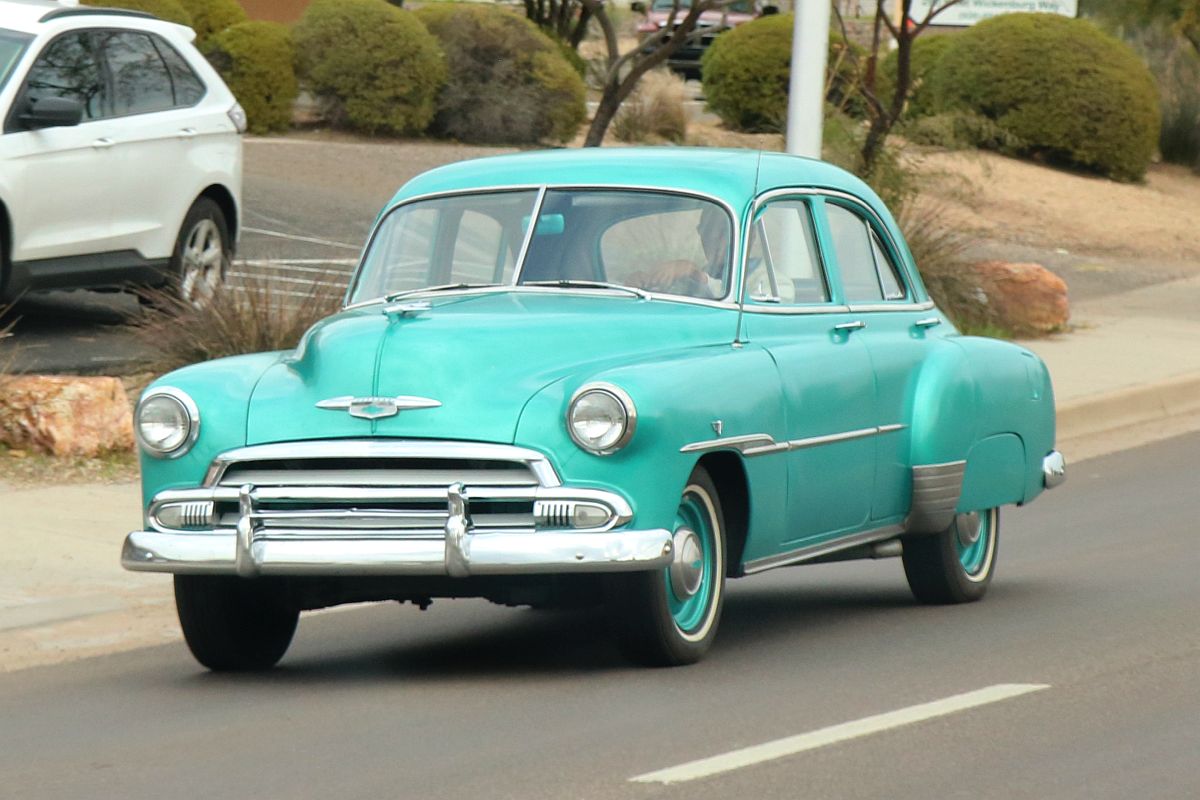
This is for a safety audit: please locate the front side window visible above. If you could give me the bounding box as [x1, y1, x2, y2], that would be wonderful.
[0, 29, 33, 94]
[22, 31, 107, 120]
[351, 189, 733, 304]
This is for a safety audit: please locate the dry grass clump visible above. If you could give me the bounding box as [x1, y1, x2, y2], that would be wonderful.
[613, 70, 689, 144]
[899, 201, 1006, 337]
[131, 273, 345, 373]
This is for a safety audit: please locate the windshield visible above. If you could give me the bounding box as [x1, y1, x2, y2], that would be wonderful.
[650, 0, 756, 13]
[350, 189, 734, 304]
[0, 29, 33, 94]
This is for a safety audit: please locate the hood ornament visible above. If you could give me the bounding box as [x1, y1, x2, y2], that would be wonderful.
[316, 395, 441, 420]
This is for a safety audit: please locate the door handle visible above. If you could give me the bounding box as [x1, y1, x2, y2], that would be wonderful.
[833, 320, 867, 333]
[177, 127, 198, 138]
[91, 137, 114, 149]
[914, 317, 942, 329]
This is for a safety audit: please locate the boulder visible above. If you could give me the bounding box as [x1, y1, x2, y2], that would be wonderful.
[0, 376, 134, 457]
[971, 261, 1070, 336]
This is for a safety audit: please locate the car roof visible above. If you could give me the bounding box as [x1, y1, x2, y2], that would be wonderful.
[0, 0, 160, 34]
[388, 147, 890, 221]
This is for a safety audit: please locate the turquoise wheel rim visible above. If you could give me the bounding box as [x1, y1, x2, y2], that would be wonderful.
[956, 510, 993, 577]
[665, 487, 718, 636]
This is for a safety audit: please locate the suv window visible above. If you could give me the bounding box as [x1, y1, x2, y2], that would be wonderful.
[153, 35, 205, 106]
[23, 31, 107, 120]
[0, 29, 33, 93]
[101, 31, 175, 116]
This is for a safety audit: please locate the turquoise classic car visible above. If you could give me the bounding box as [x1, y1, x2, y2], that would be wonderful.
[122, 148, 1065, 671]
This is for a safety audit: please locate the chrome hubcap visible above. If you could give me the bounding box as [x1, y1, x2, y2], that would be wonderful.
[179, 218, 223, 306]
[669, 527, 704, 598]
[955, 512, 982, 547]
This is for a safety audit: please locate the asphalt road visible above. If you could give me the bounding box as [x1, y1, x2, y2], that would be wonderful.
[1, 433, 1197, 799]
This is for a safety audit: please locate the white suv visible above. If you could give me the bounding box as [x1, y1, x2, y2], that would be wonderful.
[0, 0, 244, 305]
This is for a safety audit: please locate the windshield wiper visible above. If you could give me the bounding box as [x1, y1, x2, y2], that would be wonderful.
[521, 280, 650, 300]
[384, 283, 499, 302]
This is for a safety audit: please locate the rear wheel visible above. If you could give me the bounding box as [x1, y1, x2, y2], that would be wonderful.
[175, 575, 298, 671]
[605, 465, 726, 666]
[902, 508, 999, 604]
[169, 198, 229, 307]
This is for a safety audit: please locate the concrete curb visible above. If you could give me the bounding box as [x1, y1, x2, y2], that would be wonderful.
[1056, 371, 1200, 443]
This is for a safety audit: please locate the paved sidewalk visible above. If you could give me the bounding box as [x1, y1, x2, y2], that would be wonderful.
[2, 276, 1200, 672]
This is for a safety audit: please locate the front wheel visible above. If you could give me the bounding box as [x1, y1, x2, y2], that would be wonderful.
[175, 575, 298, 671]
[605, 465, 726, 666]
[902, 507, 999, 605]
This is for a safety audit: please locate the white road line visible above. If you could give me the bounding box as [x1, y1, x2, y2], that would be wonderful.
[630, 683, 1050, 785]
[242, 226, 361, 251]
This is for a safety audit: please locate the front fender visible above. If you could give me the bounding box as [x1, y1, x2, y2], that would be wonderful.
[138, 351, 287, 511]
[514, 342, 786, 537]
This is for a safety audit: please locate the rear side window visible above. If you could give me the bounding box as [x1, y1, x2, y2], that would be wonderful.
[825, 204, 907, 303]
[23, 31, 107, 120]
[154, 36, 206, 106]
[101, 31, 175, 116]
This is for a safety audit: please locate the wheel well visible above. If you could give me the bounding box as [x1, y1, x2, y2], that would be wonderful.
[199, 184, 238, 245]
[698, 451, 749, 578]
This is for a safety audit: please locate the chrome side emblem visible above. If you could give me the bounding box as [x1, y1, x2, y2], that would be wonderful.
[316, 395, 442, 420]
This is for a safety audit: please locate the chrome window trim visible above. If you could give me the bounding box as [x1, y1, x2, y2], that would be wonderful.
[135, 386, 200, 459]
[203, 439, 562, 488]
[747, 187, 925, 306]
[346, 183, 743, 308]
[743, 524, 905, 574]
[680, 424, 904, 457]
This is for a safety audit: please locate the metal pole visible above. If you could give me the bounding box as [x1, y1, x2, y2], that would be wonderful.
[785, 0, 832, 157]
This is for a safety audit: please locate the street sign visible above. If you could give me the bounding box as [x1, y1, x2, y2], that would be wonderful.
[909, 0, 1078, 27]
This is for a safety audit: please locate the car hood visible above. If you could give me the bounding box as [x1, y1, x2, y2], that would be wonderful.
[245, 291, 737, 446]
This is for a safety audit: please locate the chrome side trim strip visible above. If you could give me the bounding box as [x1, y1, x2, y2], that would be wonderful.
[905, 460, 967, 535]
[680, 424, 905, 457]
[743, 524, 904, 574]
[203, 440, 562, 489]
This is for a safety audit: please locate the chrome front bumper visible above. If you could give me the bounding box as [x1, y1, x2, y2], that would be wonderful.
[123, 465, 673, 577]
[1042, 450, 1067, 489]
[121, 526, 674, 577]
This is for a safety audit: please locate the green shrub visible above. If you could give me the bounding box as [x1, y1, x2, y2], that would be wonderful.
[294, 0, 446, 137]
[80, 0, 192, 26]
[415, 4, 585, 144]
[877, 33, 954, 119]
[176, 0, 246, 44]
[613, 70, 688, 144]
[700, 15, 861, 133]
[903, 110, 1025, 152]
[204, 21, 297, 135]
[928, 13, 1160, 181]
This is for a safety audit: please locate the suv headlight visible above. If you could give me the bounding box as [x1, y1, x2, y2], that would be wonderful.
[567, 383, 636, 455]
[136, 388, 200, 458]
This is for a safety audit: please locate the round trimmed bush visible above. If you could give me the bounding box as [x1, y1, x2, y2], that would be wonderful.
[294, 0, 446, 136]
[204, 21, 297, 135]
[177, 0, 247, 44]
[415, 5, 586, 144]
[80, 0, 192, 26]
[700, 14, 861, 133]
[928, 13, 1160, 181]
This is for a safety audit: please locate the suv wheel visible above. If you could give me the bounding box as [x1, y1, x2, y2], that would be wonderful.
[172, 198, 229, 307]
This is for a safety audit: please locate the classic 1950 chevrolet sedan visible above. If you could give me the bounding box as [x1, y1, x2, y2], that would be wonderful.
[122, 148, 1065, 671]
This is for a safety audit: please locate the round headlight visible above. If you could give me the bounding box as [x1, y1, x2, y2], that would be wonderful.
[568, 383, 636, 455]
[136, 388, 199, 458]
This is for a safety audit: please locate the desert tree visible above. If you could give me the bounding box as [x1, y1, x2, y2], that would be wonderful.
[521, 0, 595, 48]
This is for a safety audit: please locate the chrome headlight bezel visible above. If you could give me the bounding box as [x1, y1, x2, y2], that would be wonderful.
[135, 387, 200, 459]
[567, 382, 637, 456]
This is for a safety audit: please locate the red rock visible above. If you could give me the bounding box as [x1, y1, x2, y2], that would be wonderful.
[971, 261, 1070, 336]
[0, 376, 134, 457]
